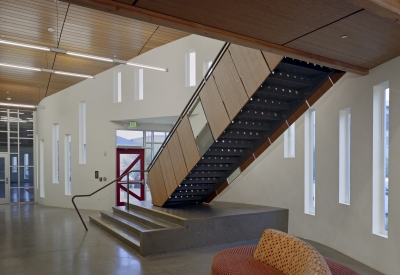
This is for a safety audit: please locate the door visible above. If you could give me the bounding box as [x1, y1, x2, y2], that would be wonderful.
[0, 154, 9, 204]
[116, 148, 145, 206]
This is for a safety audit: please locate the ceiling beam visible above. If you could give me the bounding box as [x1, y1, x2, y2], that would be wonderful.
[346, 0, 400, 23]
[64, 0, 369, 75]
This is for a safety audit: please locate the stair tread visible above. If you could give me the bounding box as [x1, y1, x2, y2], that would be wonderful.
[101, 211, 153, 231]
[114, 207, 181, 228]
[90, 215, 140, 247]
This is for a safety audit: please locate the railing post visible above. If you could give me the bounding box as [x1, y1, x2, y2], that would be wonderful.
[127, 172, 130, 212]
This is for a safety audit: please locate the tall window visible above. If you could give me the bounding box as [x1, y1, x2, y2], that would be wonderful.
[186, 50, 196, 87]
[23, 154, 29, 180]
[135, 68, 144, 101]
[40, 139, 45, 198]
[113, 69, 122, 103]
[203, 59, 213, 76]
[373, 82, 389, 237]
[339, 108, 351, 205]
[52, 124, 59, 183]
[284, 123, 295, 158]
[65, 135, 72, 195]
[304, 108, 316, 215]
[79, 102, 86, 164]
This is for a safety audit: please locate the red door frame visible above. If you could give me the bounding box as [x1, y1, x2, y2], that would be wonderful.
[116, 148, 145, 206]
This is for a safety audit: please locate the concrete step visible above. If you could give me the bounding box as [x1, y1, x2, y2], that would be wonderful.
[89, 215, 140, 252]
[100, 212, 152, 235]
[113, 206, 181, 229]
[123, 203, 186, 226]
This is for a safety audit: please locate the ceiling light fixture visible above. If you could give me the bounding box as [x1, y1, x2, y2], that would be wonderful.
[0, 39, 50, 51]
[0, 62, 41, 71]
[0, 63, 94, 78]
[126, 62, 168, 72]
[0, 39, 168, 72]
[6, 98, 11, 100]
[0, 102, 43, 109]
[341, 35, 348, 39]
[48, 28, 55, 33]
[66, 52, 113, 62]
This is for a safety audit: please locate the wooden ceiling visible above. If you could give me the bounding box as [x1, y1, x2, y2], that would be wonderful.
[65, 0, 400, 76]
[0, 0, 189, 105]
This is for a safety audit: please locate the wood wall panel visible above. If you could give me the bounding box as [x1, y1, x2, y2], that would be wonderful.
[158, 147, 178, 195]
[199, 77, 231, 140]
[147, 159, 168, 206]
[212, 52, 249, 120]
[229, 44, 270, 98]
[262, 52, 284, 72]
[176, 115, 200, 171]
[166, 132, 189, 184]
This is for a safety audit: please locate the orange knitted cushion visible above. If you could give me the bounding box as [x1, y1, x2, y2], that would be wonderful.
[254, 230, 332, 275]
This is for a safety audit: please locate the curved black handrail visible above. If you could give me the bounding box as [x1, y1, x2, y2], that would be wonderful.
[72, 169, 147, 231]
[146, 42, 231, 171]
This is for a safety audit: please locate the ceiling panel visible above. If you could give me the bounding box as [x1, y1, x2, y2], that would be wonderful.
[136, 0, 361, 45]
[0, 0, 190, 106]
[286, 10, 400, 69]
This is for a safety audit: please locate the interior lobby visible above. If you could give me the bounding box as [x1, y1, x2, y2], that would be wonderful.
[1, 0, 400, 274]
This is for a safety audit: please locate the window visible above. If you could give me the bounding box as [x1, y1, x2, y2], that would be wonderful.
[65, 135, 72, 195]
[203, 59, 213, 76]
[186, 50, 196, 87]
[113, 69, 122, 103]
[135, 68, 144, 101]
[12, 156, 17, 173]
[23, 154, 29, 180]
[304, 108, 316, 215]
[40, 139, 45, 198]
[52, 124, 59, 183]
[284, 123, 295, 158]
[79, 102, 86, 164]
[339, 108, 351, 205]
[372, 82, 389, 237]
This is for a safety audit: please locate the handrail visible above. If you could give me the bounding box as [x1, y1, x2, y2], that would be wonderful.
[72, 169, 148, 231]
[147, 42, 231, 171]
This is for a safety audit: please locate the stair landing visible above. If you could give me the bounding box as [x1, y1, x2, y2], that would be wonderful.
[90, 201, 288, 256]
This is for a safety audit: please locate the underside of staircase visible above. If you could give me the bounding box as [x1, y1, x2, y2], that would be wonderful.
[147, 43, 345, 207]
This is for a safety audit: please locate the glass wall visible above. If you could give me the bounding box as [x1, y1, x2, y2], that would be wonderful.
[1, 109, 35, 202]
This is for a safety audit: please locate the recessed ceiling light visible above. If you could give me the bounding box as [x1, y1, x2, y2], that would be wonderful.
[48, 28, 55, 33]
[7, 98, 11, 100]
[6, 91, 9, 93]
[341, 35, 348, 39]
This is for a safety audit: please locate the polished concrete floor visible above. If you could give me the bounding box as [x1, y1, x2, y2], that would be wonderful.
[0, 204, 383, 275]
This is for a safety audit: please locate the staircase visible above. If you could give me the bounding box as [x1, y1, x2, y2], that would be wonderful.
[147, 43, 345, 207]
[89, 203, 184, 255]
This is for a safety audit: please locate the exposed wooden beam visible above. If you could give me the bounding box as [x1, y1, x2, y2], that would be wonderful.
[346, 0, 400, 23]
[64, 0, 369, 75]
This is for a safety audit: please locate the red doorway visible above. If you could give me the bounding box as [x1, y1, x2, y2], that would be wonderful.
[116, 148, 145, 206]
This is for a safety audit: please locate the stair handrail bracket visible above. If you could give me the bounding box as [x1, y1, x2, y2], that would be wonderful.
[72, 169, 148, 231]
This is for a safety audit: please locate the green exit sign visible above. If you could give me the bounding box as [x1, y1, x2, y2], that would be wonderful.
[129, 121, 137, 128]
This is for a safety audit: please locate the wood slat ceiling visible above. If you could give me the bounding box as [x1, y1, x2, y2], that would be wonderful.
[64, 0, 400, 75]
[0, 0, 189, 105]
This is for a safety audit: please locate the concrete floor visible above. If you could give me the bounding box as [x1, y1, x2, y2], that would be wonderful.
[0, 204, 384, 275]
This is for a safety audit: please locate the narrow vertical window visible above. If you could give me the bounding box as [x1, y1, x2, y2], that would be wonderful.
[65, 135, 72, 195]
[139, 69, 144, 100]
[113, 69, 122, 103]
[12, 157, 17, 173]
[52, 124, 59, 183]
[373, 82, 389, 237]
[186, 50, 196, 87]
[24, 154, 29, 180]
[339, 108, 351, 205]
[284, 123, 295, 158]
[79, 102, 86, 164]
[203, 59, 213, 76]
[304, 109, 316, 215]
[39, 139, 45, 198]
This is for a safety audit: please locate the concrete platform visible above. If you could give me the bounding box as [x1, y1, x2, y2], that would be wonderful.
[90, 201, 288, 256]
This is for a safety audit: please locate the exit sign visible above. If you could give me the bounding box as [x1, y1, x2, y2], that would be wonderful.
[129, 121, 137, 128]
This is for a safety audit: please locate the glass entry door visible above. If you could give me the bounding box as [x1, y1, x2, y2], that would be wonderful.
[0, 154, 9, 204]
[116, 148, 145, 206]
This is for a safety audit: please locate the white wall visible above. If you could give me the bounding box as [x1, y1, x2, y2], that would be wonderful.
[36, 35, 224, 211]
[217, 55, 400, 275]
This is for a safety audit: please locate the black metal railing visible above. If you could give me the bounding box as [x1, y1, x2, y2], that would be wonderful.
[146, 42, 231, 171]
[72, 169, 148, 231]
